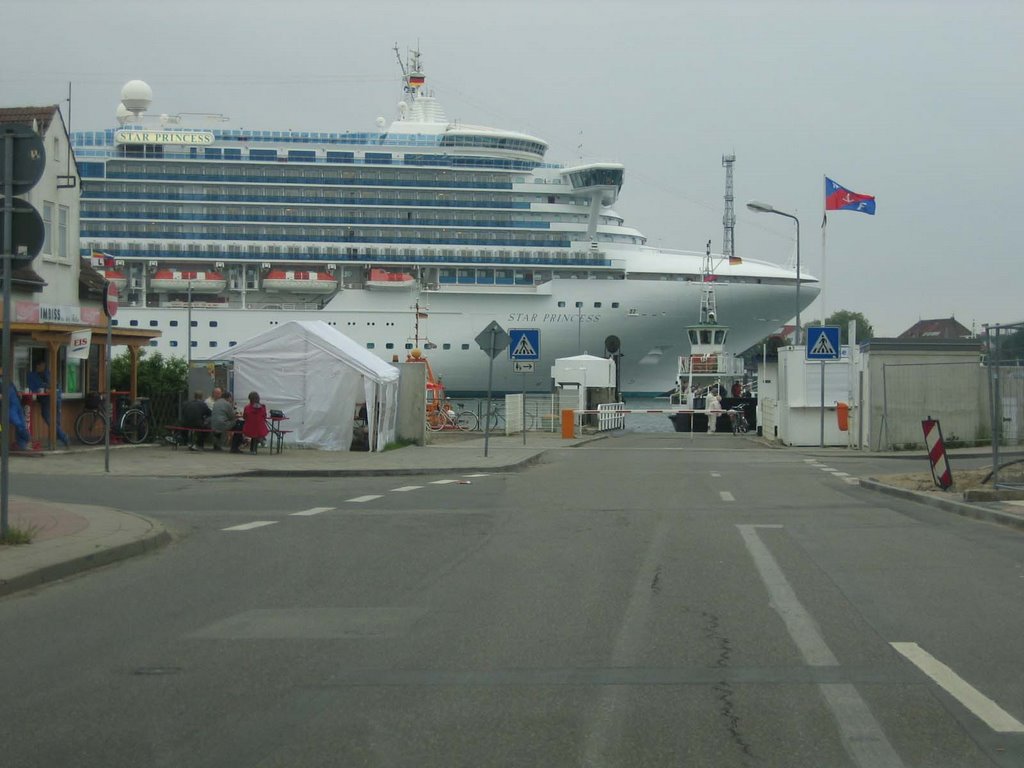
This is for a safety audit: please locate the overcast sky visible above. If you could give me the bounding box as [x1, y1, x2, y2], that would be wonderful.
[4, 0, 1021, 336]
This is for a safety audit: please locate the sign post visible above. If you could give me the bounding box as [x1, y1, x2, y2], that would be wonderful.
[1, 124, 45, 538]
[103, 281, 118, 473]
[806, 326, 841, 448]
[509, 329, 540, 446]
[474, 321, 510, 457]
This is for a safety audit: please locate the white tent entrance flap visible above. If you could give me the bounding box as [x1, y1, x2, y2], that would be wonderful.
[203, 320, 399, 451]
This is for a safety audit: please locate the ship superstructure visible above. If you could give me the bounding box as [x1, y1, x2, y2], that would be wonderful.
[70, 48, 818, 395]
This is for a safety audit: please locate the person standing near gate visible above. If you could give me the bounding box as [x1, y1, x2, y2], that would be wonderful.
[27, 359, 70, 448]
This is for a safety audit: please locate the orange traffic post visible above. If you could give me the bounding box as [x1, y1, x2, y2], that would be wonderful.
[836, 402, 849, 432]
[560, 409, 575, 439]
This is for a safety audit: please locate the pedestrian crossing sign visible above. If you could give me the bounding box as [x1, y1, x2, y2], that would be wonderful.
[806, 326, 841, 360]
[509, 328, 540, 361]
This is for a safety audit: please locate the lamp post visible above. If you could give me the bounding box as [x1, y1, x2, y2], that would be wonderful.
[747, 201, 801, 346]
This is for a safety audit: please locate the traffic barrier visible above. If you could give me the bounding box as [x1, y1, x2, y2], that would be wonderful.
[560, 409, 575, 439]
[922, 418, 953, 490]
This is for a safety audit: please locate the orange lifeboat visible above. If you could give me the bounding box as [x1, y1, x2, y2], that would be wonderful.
[262, 269, 337, 293]
[150, 269, 227, 293]
[367, 268, 415, 289]
[103, 270, 128, 292]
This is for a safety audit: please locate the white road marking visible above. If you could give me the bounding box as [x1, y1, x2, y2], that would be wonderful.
[391, 485, 423, 493]
[831, 471, 851, 477]
[347, 495, 383, 503]
[845, 477, 861, 485]
[290, 507, 334, 517]
[819, 466, 836, 472]
[738, 525, 905, 767]
[804, 459, 818, 463]
[222, 521, 278, 532]
[711, 472, 722, 478]
[890, 642, 1024, 733]
[463, 473, 490, 478]
[719, 491, 735, 502]
[429, 479, 458, 485]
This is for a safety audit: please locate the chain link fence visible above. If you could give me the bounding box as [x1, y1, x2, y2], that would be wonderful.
[985, 321, 1024, 489]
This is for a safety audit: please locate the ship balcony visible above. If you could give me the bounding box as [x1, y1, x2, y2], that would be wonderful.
[677, 353, 745, 377]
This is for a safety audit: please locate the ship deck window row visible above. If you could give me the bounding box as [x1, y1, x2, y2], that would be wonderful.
[79, 247, 610, 268]
[76, 149, 539, 172]
[74, 130, 548, 157]
[82, 187, 537, 210]
[80, 209, 553, 230]
[93, 168, 519, 191]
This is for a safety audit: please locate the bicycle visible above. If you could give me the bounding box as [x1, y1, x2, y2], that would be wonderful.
[730, 403, 750, 435]
[426, 403, 478, 432]
[74, 393, 151, 445]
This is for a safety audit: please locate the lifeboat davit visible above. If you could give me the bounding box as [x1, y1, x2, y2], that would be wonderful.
[103, 270, 128, 292]
[262, 269, 337, 293]
[367, 268, 416, 289]
[150, 270, 227, 293]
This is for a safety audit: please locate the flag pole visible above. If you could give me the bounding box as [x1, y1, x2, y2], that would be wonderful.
[821, 175, 828, 325]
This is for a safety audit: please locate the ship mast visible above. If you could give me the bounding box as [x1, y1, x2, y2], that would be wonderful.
[699, 240, 717, 324]
[722, 153, 736, 261]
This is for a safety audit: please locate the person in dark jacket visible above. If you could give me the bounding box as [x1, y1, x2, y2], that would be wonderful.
[181, 391, 212, 451]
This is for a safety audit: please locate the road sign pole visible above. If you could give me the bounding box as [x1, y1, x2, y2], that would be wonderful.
[484, 327, 495, 457]
[820, 360, 826, 448]
[1, 132, 13, 536]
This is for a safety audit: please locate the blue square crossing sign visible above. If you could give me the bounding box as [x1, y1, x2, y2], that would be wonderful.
[806, 326, 841, 360]
[509, 328, 540, 361]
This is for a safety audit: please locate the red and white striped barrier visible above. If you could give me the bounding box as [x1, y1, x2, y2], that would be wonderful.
[922, 418, 953, 490]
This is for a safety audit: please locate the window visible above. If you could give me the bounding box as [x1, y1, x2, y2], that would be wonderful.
[209, 341, 218, 347]
[170, 320, 178, 327]
[42, 202, 53, 254]
[170, 340, 178, 347]
[461, 343, 469, 350]
[129, 320, 139, 327]
[443, 343, 451, 350]
[57, 205, 69, 258]
[149, 320, 159, 327]
[611, 302, 620, 309]
[385, 343, 394, 350]
[209, 321, 218, 327]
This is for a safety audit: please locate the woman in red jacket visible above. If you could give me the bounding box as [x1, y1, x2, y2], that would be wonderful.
[242, 391, 269, 454]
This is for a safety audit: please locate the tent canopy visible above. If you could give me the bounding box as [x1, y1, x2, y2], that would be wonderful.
[204, 320, 399, 451]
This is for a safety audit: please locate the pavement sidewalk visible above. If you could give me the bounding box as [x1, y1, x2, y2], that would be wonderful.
[2, 433, 1022, 599]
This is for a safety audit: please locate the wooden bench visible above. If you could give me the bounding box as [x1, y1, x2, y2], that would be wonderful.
[166, 424, 292, 454]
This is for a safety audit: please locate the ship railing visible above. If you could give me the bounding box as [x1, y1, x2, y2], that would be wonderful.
[677, 354, 745, 377]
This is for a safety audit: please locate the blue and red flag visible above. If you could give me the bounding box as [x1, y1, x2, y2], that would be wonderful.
[825, 177, 875, 215]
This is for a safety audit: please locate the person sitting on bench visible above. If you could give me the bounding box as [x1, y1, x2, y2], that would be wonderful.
[182, 391, 212, 452]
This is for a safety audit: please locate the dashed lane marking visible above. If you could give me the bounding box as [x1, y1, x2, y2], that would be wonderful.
[222, 521, 279, 532]
[719, 491, 735, 502]
[711, 472, 722, 478]
[290, 507, 335, 517]
[430, 479, 458, 485]
[463, 473, 490, 478]
[891, 642, 1024, 733]
[347, 495, 383, 503]
[391, 486, 423, 493]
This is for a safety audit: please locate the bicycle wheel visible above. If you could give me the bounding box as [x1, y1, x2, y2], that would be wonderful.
[426, 411, 445, 431]
[455, 410, 478, 431]
[120, 409, 150, 444]
[74, 410, 106, 445]
[485, 411, 505, 431]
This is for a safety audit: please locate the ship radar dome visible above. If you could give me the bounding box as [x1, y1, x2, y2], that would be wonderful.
[115, 102, 131, 125]
[120, 80, 153, 114]
[376, 116, 386, 129]
[397, 101, 408, 117]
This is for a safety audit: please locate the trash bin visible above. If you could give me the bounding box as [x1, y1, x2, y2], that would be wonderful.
[560, 408, 575, 439]
[836, 402, 849, 432]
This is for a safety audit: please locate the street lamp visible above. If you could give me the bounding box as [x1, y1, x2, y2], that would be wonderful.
[747, 201, 801, 346]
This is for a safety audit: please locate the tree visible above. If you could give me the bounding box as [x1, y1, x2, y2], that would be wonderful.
[111, 349, 187, 396]
[804, 310, 874, 345]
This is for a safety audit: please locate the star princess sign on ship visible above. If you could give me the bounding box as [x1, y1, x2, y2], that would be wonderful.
[72, 48, 818, 395]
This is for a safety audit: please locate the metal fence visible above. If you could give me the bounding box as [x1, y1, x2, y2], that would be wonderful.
[985, 322, 1024, 489]
[878, 361, 988, 451]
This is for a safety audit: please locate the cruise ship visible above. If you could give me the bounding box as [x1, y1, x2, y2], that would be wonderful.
[71, 50, 818, 395]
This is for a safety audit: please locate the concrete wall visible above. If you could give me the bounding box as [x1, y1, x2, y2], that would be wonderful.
[396, 363, 426, 445]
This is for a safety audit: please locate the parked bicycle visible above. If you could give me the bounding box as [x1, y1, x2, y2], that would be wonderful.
[730, 403, 750, 435]
[74, 393, 150, 445]
[426, 402, 478, 432]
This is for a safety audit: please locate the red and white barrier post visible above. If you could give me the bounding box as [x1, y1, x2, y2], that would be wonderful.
[922, 417, 953, 490]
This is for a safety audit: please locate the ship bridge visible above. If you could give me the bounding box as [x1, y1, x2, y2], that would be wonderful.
[562, 163, 625, 241]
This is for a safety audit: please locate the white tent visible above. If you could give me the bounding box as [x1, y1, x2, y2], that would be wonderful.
[204, 320, 399, 451]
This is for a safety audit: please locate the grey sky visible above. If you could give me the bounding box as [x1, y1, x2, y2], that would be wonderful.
[4, 0, 1021, 336]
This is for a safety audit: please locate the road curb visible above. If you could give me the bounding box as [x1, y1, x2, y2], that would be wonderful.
[0, 519, 172, 599]
[233, 451, 548, 478]
[860, 478, 1024, 532]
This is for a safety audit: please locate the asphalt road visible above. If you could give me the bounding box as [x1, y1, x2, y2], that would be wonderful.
[2, 435, 1022, 767]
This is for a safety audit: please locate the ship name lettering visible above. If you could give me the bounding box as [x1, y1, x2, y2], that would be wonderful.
[507, 313, 538, 323]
